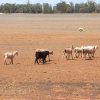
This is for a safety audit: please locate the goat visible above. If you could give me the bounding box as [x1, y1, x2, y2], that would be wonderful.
[4, 51, 18, 65]
[82, 45, 98, 58]
[74, 47, 84, 58]
[35, 49, 53, 62]
[34, 51, 50, 64]
[79, 27, 84, 32]
[64, 45, 74, 60]
[82, 47, 95, 59]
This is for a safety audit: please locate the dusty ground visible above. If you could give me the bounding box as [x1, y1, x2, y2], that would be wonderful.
[0, 14, 100, 100]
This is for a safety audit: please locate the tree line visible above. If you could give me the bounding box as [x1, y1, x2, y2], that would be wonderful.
[0, 0, 100, 13]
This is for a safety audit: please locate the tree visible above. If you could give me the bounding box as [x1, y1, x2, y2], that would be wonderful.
[26, 0, 31, 13]
[75, 3, 80, 13]
[79, 3, 89, 13]
[1, 3, 14, 13]
[96, 4, 100, 13]
[65, 4, 73, 13]
[70, 2, 74, 13]
[56, 1, 67, 13]
[34, 3, 42, 13]
[53, 6, 58, 13]
[43, 3, 53, 13]
[79, 7, 89, 13]
[87, 0, 96, 12]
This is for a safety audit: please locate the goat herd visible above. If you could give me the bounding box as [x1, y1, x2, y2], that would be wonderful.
[4, 45, 98, 65]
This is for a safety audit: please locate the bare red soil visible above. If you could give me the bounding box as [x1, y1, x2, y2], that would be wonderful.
[0, 14, 100, 100]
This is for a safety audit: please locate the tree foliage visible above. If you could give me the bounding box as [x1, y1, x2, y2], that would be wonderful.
[0, 0, 100, 13]
[43, 3, 53, 13]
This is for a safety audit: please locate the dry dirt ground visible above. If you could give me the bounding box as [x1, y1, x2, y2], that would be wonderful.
[0, 14, 100, 100]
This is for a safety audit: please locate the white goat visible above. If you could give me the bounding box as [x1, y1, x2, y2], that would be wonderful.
[74, 47, 83, 58]
[74, 45, 98, 59]
[82, 47, 94, 59]
[4, 51, 18, 65]
[64, 45, 74, 60]
[82, 45, 98, 58]
[79, 27, 84, 32]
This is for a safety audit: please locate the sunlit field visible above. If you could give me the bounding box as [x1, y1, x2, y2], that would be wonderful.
[0, 14, 100, 100]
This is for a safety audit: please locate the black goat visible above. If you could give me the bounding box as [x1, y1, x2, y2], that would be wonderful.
[34, 51, 50, 64]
